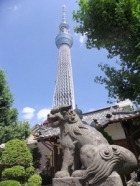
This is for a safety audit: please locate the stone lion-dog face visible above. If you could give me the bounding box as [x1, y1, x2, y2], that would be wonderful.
[47, 105, 80, 128]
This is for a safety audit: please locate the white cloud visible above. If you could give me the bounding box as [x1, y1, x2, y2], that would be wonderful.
[79, 34, 86, 46]
[37, 108, 51, 122]
[13, 5, 21, 11]
[22, 107, 35, 120]
[115, 99, 133, 108]
[14, 5, 18, 11]
[7, 4, 21, 11]
[88, 108, 95, 112]
[21, 106, 51, 124]
[74, 33, 86, 46]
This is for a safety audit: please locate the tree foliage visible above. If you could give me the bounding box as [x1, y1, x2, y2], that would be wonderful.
[0, 180, 21, 186]
[30, 144, 42, 169]
[73, 0, 140, 104]
[25, 166, 35, 180]
[26, 174, 42, 186]
[0, 69, 31, 143]
[2, 166, 25, 181]
[0, 139, 41, 185]
[1, 139, 32, 166]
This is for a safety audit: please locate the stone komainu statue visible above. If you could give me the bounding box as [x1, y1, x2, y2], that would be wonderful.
[47, 105, 137, 185]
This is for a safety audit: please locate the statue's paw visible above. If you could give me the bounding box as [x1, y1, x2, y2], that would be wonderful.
[55, 171, 70, 178]
[72, 170, 86, 177]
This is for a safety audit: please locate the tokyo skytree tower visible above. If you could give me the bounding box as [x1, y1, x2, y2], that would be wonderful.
[52, 5, 75, 109]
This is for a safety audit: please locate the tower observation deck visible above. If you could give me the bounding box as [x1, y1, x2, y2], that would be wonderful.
[52, 5, 75, 109]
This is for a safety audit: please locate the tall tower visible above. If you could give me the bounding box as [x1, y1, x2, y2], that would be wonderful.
[52, 5, 75, 109]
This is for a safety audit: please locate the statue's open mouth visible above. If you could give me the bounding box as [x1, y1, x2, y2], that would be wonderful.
[48, 117, 59, 127]
[49, 117, 58, 122]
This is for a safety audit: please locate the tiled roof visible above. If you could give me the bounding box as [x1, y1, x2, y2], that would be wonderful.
[82, 106, 140, 127]
[34, 126, 60, 140]
[34, 106, 140, 140]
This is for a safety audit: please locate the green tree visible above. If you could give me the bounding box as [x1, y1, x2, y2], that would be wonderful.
[73, 0, 140, 104]
[0, 139, 41, 185]
[0, 180, 21, 186]
[30, 144, 42, 169]
[1, 139, 32, 166]
[0, 69, 31, 143]
[2, 166, 25, 181]
[26, 174, 42, 186]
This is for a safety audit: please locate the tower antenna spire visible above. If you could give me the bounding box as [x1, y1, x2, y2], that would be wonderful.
[52, 6, 75, 109]
[62, 5, 66, 23]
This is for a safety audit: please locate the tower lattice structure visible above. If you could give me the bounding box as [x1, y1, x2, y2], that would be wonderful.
[52, 5, 75, 109]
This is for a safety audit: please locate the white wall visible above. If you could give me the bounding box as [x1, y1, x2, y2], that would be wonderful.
[104, 122, 126, 140]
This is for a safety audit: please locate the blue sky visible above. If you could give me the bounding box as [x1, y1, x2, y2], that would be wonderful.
[0, 0, 120, 126]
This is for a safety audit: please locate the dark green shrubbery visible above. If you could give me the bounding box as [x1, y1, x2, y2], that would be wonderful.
[26, 174, 42, 186]
[0, 139, 41, 185]
[2, 165, 25, 181]
[25, 166, 35, 180]
[0, 180, 21, 186]
[30, 144, 42, 169]
[1, 139, 32, 166]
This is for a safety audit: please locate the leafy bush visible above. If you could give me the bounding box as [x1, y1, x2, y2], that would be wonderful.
[30, 144, 41, 169]
[0, 180, 21, 186]
[26, 174, 42, 186]
[0, 139, 39, 185]
[25, 166, 35, 179]
[2, 165, 25, 181]
[1, 139, 32, 166]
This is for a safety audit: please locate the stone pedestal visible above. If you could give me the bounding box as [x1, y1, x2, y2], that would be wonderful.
[53, 172, 123, 186]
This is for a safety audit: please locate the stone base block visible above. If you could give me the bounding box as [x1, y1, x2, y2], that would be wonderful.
[53, 172, 123, 186]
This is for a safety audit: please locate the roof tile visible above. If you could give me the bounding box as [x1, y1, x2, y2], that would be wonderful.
[34, 106, 140, 140]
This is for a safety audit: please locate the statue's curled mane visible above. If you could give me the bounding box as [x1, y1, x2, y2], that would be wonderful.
[64, 121, 87, 138]
[64, 109, 88, 138]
